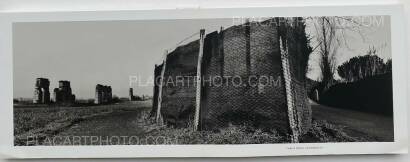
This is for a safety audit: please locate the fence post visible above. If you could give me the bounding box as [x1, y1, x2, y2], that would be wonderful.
[156, 50, 168, 125]
[280, 37, 299, 143]
[194, 29, 205, 131]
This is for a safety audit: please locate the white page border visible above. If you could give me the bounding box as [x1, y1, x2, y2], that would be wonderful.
[0, 5, 407, 158]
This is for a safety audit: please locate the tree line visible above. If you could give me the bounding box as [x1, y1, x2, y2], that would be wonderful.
[337, 47, 392, 82]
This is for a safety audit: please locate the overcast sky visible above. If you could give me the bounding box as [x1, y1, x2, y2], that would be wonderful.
[13, 16, 391, 99]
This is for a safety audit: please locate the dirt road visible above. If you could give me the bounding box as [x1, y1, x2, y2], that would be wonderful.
[311, 101, 394, 142]
[53, 110, 146, 145]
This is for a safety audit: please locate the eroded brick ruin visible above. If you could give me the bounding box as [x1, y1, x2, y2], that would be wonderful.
[53, 80, 76, 104]
[95, 84, 112, 104]
[152, 18, 312, 142]
[33, 78, 50, 104]
[129, 88, 134, 100]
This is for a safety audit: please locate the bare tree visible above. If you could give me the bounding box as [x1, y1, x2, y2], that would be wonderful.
[312, 17, 339, 90]
[310, 16, 370, 90]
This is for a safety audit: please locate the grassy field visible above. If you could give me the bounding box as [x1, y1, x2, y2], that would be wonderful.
[13, 101, 152, 145]
[14, 100, 388, 145]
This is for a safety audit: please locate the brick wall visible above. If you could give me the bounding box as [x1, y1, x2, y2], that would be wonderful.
[159, 40, 199, 127]
[199, 22, 290, 133]
[200, 25, 253, 130]
[152, 18, 312, 139]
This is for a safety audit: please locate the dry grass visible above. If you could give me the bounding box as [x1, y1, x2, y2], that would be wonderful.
[300, 120, 372, 143]
[146, 122, 367, 144]
[147, 125, 288, 144]
[142, 110, 366, 144]
[134, 110, 288, 144]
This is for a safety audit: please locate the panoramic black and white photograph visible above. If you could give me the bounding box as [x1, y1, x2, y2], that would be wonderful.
[13, 16, 393, 146]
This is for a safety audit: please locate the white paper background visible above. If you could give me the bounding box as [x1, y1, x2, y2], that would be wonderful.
[0, 0, 409, 161]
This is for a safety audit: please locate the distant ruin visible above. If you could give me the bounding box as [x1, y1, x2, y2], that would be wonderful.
[152, 18, 312, 142]
[95, 84, 112, 104]
[129, 88, 144, 101]
[53, 80, 76, 104]
[129, 88, 135, 100]
[33, 78, 50, 104]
